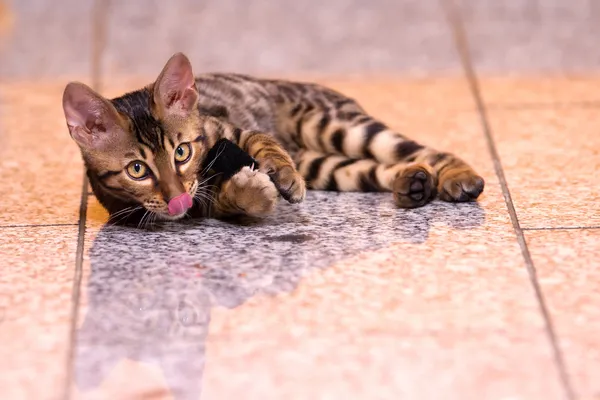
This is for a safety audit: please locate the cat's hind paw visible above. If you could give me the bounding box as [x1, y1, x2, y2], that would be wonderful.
[438, 169, 485, 202]
[392, 164, 437, 208]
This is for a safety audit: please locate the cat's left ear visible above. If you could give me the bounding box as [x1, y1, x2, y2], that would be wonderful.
[153, 52, 199, 117]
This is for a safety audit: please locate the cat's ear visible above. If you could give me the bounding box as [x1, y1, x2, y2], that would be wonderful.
[153, 52, 199, 117]
[62, 82, 127, 150]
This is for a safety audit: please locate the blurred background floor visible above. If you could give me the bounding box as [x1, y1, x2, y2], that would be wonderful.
[0, 1, 599, 399]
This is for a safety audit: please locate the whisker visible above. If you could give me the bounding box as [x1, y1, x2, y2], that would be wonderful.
[193, 194, 208, 208]
[195, 189, 216, 204]
[137, 210, 150, 230]
[143, 211, 156, 230]
[108, 206, 136, 221]
[197, 173, 222, 188]
[109, 206, 143, 225]
[199, 142, 227, 176]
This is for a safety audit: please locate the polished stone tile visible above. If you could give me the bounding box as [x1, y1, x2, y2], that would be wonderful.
[74, 192, 563, 400]
[101, 0, 461, 77]
[0, 81, 84, 226]
[0, 0, 12, 41]
[0, 226, 78, 400]
[460, 0, 600, 73]
[72, 80, 565, 400]
[526, 229, 600, 400]
[0, 0, 93, 79]
[486, 108, 600, 229]
[478, 76, 600, 107]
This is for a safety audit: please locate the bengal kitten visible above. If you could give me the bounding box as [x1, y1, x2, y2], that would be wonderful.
[62, 53, 484, 226]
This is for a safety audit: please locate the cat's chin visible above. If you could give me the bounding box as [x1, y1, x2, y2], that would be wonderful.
[155, 212, 188, 222]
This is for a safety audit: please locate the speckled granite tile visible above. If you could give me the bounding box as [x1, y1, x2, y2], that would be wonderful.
[478, 76, 600, 108]
[0, 226, 78, 400]
[0, 0, 93, 79]
[72, 80, 565, 399]
[487, 108, 600, 229]
[100, 0, 461, 77]
[73, 190, 563, 400]
[526, 229, 600, 400]
[0, 81, 83, 226]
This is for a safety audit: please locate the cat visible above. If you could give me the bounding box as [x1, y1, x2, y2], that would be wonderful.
[62, 52, 484, 226]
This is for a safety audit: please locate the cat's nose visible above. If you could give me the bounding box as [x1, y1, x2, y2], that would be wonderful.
[167, 193, 193, 216]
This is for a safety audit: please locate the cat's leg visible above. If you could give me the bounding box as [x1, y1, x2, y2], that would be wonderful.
[202, 117, 306, 216]
[211, 166, 280, 218]
[295, 150, 439, 208]
[274, 91, 484, 208]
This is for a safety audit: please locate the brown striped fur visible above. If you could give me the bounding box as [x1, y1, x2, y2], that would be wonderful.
[62, 53, 484, 226]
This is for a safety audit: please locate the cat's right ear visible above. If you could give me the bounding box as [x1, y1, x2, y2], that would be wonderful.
[62, 82, 127, 150]
[153, 52, 199, 118]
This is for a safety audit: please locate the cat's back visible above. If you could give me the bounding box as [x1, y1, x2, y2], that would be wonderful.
[195, 72, 277, 132]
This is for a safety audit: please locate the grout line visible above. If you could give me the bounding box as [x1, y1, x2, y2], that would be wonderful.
[62, 1, 110, 399]
[0, 223, 78, 229]
[62, 175, 88, 400]
[523, 226, 600, 232]
[442, 1, 576, 400]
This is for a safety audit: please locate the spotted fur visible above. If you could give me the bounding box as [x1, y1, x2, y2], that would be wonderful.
[62, 53, 484, 226]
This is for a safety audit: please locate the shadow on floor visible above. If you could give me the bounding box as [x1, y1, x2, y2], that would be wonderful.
[74, 191, 485, 399]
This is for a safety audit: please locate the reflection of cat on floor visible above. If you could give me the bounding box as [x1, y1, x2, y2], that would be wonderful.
[75, 227, 213, 400]
[74, 193, 485, 399]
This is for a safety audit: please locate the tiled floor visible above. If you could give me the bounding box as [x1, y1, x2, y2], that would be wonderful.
[1, 1, 600, 400]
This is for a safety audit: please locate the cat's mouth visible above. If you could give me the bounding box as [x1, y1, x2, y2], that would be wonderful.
[146, 180, 200, 221]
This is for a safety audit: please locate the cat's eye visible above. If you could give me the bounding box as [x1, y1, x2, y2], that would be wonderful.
[126, 161, 149, 180]
[174, 143, 191, 163]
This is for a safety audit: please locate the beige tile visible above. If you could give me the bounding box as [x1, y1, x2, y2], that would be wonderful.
[0, 226, 78, 400]
[526, 229, 600, 400]
[77, 194, 565, 400]
[0, 0, 93, 79]
[0, 81, 84, 226]
[487, 108, 600, 228]
[71, 79, 566, 400]
[201, 235, 561, 400]
[479, 76, 600, 107]
[101, 1, 461, 76]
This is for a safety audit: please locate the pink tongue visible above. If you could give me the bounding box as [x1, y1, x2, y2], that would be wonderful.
[168, 193, 193, 216]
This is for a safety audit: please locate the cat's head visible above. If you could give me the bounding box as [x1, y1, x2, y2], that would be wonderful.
[62, 53, 207, 222]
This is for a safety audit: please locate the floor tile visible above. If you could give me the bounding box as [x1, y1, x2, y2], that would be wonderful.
[486, 108, 600, 229]
[0, 226, 78, 400]
[526, 229, 600, 400]
[100, 0, 461, 76]
[71, 80, 565, 400]
[0, 0, 93, 79]
[0, 81, 84, 226]
[74, 194, 563, 400]
[478, 76, 600, 108]
[460, 0, 600, 74]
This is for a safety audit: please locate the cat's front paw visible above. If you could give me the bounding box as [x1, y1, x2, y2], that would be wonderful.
[223, 166, 279, 217]
[261, 162, 306, 204]
[438, 168, 485, 202]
